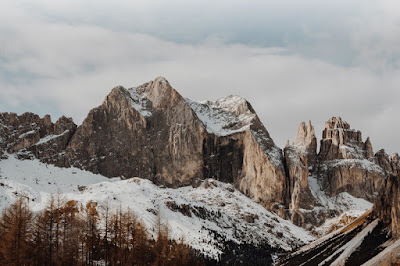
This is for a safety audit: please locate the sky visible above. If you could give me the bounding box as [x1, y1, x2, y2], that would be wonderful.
[1, 0, 400, 154]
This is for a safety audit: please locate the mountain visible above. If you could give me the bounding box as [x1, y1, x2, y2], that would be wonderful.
[1, 76, 400, 264]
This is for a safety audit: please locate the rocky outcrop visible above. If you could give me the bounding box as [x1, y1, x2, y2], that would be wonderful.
[375, 149, 400, 176]
[317, 117, 385, 200]
[293, 121, 317, 166]
[0, 112, 76, 161]
[319, 117, 365, 161]
[373, 173, 400, 237]
[192, 96, 288, 208]
[284, 145, 314, 226]
[284, 121, 317, 226]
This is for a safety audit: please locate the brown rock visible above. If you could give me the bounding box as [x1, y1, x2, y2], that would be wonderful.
[0, 112, 76, 159]
[62, 77, 288, 210]
[319, 117, 364, 160]
[65, 78, 206, 186]
[284, 145, 314, 226]
[373, 173, 400, 237]
[317, 117, 385, 200]
[293, 121, 317, 166]
[364, 137, 374, 158]
[375, 149, 400, 175]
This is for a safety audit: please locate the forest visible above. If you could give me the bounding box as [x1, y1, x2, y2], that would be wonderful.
[0, 195, 199, 265]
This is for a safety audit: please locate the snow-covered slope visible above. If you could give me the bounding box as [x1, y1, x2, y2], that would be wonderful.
[0, 155, 314, 259]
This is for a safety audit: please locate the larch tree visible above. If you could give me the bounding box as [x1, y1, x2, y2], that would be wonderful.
[0, 195, 34, 265]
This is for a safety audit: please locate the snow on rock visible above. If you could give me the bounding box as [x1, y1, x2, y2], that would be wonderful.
[36, 130, 70, 145]
[326, 159, 384, 174]
[187, 96, 284, 168]
[116, 85, 152, 117]
[186, 96, 255, 136]
[306, 175, 373, 235]
[0, 155, 314, 259]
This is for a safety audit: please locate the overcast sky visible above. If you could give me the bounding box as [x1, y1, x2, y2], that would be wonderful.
[1, 0, 400, 154]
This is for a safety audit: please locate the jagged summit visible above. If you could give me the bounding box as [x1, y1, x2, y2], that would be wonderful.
[320, 116, 368, 161]
[51, 77, 288, 211]
[292, 120, 318, 165]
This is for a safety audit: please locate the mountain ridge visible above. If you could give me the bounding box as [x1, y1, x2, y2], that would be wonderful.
[1, 77, 398, 225]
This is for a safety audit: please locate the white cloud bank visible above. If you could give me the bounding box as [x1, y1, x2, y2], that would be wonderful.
[0, 0, 400, 154]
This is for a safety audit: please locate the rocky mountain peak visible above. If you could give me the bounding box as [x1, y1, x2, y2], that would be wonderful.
[322, 116, 362, 147]
[293, 120, 317, 165]
[214, 95, 255, 117]
[364, 136, 374, 158]
[325, 116, 350, 129]
[137, 76, 182, 109]
[319, 116, 367, 161]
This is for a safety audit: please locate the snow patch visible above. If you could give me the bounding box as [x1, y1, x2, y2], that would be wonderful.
[326, 159, 384, 174]
[125, 87, 152, 117]
[36, 130, 69, 145]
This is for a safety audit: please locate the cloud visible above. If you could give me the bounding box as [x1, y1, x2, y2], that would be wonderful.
[0, 0, 400, 154]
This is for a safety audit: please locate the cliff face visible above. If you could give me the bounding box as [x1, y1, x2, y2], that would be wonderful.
[373, 173, 400, 237]
[284, 121, 317, 226]
[0, 112, 76, 162]
[188, 95, 288, 208]
[317, 117, 385, 200]
[65, 78, 207, 186]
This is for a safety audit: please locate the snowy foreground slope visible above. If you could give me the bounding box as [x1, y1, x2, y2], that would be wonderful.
[0, 155, 314, 259]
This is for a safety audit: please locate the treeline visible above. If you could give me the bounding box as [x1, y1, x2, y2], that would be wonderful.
[0, 195, 200, 265]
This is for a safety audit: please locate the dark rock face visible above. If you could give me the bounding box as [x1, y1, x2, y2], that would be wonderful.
[0, 112, 76, 162]
[284, 145, 314, 226]
[373, 173, 400, 237]
[375, 149, 400, 175]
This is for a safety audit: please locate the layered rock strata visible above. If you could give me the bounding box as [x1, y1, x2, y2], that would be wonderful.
[317, 117, 385, 200]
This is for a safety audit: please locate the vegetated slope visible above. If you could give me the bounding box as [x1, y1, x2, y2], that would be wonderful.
[0, 155, 314, 262]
